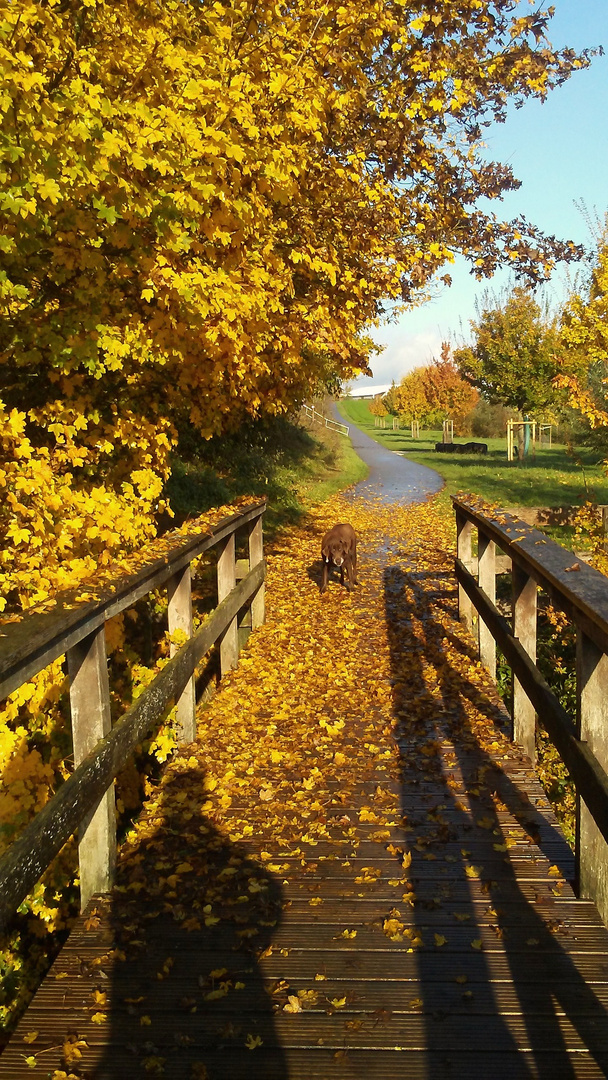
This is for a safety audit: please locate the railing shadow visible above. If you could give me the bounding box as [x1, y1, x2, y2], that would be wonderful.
[384, 563, 608, 1079]
[95, 766, 286, 1079]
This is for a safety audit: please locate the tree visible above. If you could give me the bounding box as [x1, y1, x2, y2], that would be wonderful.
[394, 347, 478, 432]
[556, 224, 608, 435]
[369, 394, 388, 418]
[0, 1, 591, 611]
[394, 369, 432, 425]
[423, 343, 479, 434]
[454, 288, 567, 455]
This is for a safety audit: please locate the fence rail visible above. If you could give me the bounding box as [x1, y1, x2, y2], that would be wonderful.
[0, 500, 267, 931]
[301, 403, 349, 436]
[453, 496, 608, 925]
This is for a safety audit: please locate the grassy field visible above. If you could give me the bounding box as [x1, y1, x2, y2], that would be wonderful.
[338, 398, 608, 510]
[166, 410, 368, 538]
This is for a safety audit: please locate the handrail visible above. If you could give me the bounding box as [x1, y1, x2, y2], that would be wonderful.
[302, 403, 350, 436]
[0, 499, 267, 922]
[452, 495, 608, 926]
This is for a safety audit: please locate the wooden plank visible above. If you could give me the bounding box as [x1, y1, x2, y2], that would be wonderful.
[167, 564, 196, 743]
[0, 561, 264, 932]
[67, 626, 116, 908]
[455, 508, 473, 632]
[451, 498, 608, 657]
[455, 558, 608, 850]
[577, 630, 608, 925]
[0, 500, 266, 702]
[217, 532, 239, 675]
[248, 514, 265, 628]
[478, 528, 496, 675]
[512, 562, 537, 762]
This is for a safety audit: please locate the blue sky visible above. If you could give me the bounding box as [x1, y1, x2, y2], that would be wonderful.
[353, 0, 608, 390]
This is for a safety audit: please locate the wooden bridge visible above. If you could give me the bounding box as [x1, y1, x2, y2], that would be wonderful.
[2, 497, 608, 1078]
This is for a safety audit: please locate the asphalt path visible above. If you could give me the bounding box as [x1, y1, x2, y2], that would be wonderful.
[332, 404, 443, 504]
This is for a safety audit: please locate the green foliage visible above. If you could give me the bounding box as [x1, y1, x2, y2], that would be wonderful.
[454, 288, 567, 416]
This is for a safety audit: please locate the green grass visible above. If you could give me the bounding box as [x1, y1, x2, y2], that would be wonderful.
[338, 398, 608, 510]
[165, 411, 368, 538]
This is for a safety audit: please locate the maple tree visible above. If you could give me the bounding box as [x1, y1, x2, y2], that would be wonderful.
[393, 347, 478, 432]
[0, 0, 596, 1024]
[556, 225, 608, 434]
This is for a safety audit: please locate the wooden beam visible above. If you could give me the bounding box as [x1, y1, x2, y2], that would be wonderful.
[455, 558, 608, 849]
[167, 565, 196, 744]
[0, 502, 266, 703]
[478, 529, 496, 676]
[67, 626, 116, 908]
[0, 561, 264, 933]
[248, 515, 265, 629]
[217, 534, 238, 675]
[451, 498, 608, 658]
[512, 563, 537, 762]
[455, 509, 473, 633]
[577, 630, 608, 924]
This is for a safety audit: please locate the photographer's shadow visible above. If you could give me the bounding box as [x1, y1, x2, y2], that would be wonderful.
[95, 766, 287, 1079]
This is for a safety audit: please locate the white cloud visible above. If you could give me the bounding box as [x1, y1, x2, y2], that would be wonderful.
[350, 327, 444, 389]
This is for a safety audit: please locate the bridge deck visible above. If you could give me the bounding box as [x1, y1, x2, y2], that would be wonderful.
[2, 498, 608, 1078]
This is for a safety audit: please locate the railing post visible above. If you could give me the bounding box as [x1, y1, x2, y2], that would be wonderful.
[512, 563, 537, 762]
[576, 629, 608, 924]
[248, 514, 265, 629]
[167, 565, 196, 743]
[478, 528, 496, 676]
[67, 626, 116, 908]
[455, 507, 473, 633]
[217, 532, 238, 675]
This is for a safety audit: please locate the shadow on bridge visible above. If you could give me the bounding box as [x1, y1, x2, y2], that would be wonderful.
[384, 561, 608, 1079]
[93, 768, 287, 1079]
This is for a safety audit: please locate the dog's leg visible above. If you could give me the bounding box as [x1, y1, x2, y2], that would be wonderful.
[340, 564, 345, 588]
[343, 555, 353, 591]
[352, 539, 359, 585]
[321, 559, 329, 594]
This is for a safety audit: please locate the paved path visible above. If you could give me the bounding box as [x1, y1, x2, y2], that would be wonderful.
[332, 404, 443, 504]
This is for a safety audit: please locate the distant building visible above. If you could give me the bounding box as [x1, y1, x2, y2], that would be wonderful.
[343, 384, 392, 400]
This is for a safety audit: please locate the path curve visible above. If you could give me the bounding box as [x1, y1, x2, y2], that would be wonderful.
[332, 403, 443, 504]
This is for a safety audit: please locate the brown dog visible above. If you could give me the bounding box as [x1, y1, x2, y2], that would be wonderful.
[320, 523, 358, 593]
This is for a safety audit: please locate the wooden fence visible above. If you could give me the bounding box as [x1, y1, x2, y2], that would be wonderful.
[453, 496, 608, 925]
[0, 500, 267, 932]
[301, 403, 350, 436]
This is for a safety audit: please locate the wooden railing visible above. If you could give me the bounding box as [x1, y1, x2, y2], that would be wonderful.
[453, 496, 608, 925]
[0, 500, 266, 932]
[301, 403, 350, 436]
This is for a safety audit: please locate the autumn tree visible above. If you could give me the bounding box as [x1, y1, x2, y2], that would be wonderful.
[453, 288, 571, 456]
[369, 394, 388, 418]
[394, 369, 432, 425]
[556, 224, 608, 439]
[423, 343, 479, 434]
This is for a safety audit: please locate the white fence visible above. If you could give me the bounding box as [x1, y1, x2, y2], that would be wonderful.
[302, 404, 350, 437]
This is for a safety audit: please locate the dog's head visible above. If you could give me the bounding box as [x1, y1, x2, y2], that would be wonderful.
[322, 536, 349, 567]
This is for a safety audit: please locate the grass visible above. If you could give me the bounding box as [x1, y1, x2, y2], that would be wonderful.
[338, 398, 608, 511]
[165, 410, 368, 538]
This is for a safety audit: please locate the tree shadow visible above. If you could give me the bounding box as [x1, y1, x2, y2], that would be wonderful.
[91, 765, 287, 1079]
[384, 562, 608, 1078]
